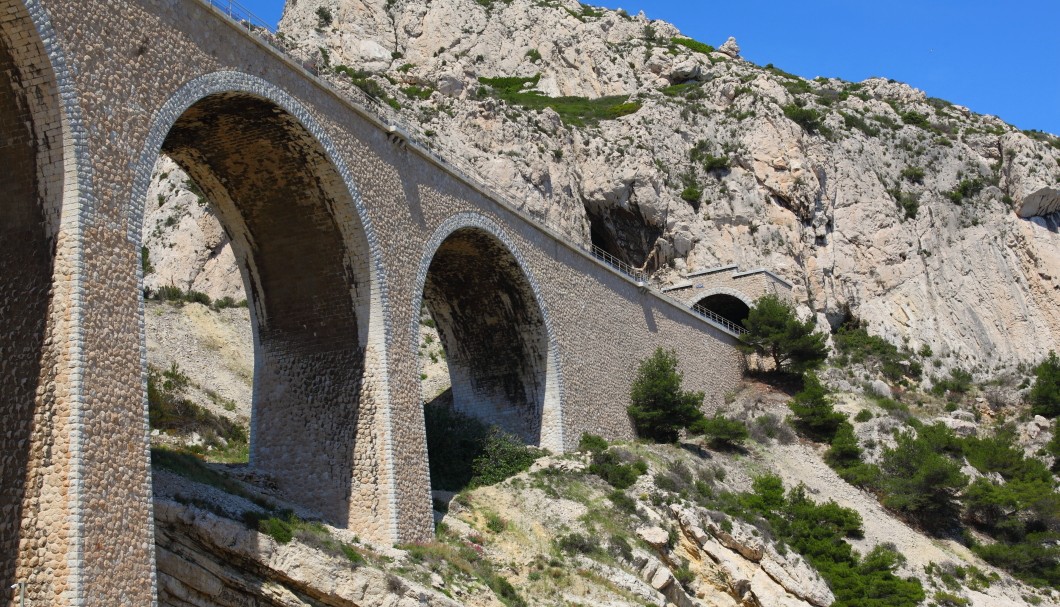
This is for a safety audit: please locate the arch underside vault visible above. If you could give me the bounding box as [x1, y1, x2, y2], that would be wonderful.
[422, 227, 552, 445]
[0, 3, 67, 599]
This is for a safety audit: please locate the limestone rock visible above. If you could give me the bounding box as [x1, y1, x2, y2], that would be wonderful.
[638, 525, 670, 549]
[869, 379, 892, 400]
[140, 0, 1060, 381]
[718, 36, 740, 57]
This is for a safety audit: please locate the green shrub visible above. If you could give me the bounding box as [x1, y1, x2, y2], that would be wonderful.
[670, 36, 714, 55]
[470, 430, 542, 487]
[400, 85, 433, 100]
[485, 512, 507, 533]
[946, 178, 984, 204]
[141, 246, 154, 275]
[315, 6, 333, 29]
[627, 348, 705, 443]
[334, 65, 401, 109]
[892, 188, 920, 220]
[931, 368, 973, 398]
[1029, 351, 1060, 417]
[1048, 419, 1060, 471]
[680, 184, 702, 204]
[899, 110, 931, 129]
[524, 48, 542, 62]
[588, 450, 647, 490]
[840, 111, 880, 137]
[557, 533, 602, 556]
[701, 154, 731, 172]
[782, 104, 823, 134]
[423, 403, 541, 490]
[854, 409, 873, 422]
[147, 363, 247, 453]
[691, 414, 749, 449]
[478, 74, 641, 127]
[724, 476, 923, 607]
[578, 432, 608, 454]
[833, 325, 920, 382]
[258, 514, 295, 543]
[607, 489, 638, 514]
[151, 447, 252, 498]
[825, 423, 863, 469]
[739, 294, 827, 375]
[900, 166, 925, 184]
[879, 429, 967, 530]
[789, 373, 846, 442]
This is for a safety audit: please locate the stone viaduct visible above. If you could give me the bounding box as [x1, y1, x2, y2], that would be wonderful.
[0, 0, 787, 603]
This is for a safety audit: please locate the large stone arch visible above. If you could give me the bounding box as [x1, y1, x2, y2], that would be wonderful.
[129, 72, 396, 534]
[410, 213, 565, 466]
[689, 287, 753, 327]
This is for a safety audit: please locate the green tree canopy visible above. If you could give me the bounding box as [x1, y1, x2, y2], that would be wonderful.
[880, 429, 968, 531]
[738, 294, 827, 374]
[788, 373, 846, 442]
[1030, 350, 1060, 418]
[627, 348, 705, 443]
[690, 414, 749, 450]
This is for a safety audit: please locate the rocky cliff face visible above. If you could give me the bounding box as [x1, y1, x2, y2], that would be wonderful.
[269, 0, 1060, 376]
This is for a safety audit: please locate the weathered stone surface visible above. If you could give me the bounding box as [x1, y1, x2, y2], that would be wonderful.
[275, 0, 1060, 378]
[718, 36, 740, 57]
[155, 499, 462, 607]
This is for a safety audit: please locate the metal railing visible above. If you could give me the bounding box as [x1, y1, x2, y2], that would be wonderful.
[199, 0, 754, 339]
[691, 304, 748, 335]
[588, 245, 646, 283]
[207, 0, 275, 32]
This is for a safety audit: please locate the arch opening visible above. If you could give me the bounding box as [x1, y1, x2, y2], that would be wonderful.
[693, 293, 751, 328]
[144, 91, 373, 526]
[418, 227, 550, 490]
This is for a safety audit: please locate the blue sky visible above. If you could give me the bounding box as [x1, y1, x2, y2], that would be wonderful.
[240, 0, 1058, 135]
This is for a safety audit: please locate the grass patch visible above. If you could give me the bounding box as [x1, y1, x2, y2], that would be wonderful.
[479, 74, 641, 127]
[148, 363, 248, 458]
[670, 36, 714, 55]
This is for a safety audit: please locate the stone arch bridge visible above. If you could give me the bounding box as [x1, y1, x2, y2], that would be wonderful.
[0, 0, 787, 603]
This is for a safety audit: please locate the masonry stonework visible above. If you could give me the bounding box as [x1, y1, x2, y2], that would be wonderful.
[4, 0, 756, 604]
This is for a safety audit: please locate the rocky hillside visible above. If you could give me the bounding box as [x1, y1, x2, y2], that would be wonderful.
[152, 374, 1059, 607]
[263, 0, 1060, 376]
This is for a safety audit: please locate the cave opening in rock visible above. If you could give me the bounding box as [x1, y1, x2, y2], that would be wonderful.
[584, 203, 661, 270]
[142, 91, 374, 525]
[693, 293, 751, 327]
[418, 227, 550, 492]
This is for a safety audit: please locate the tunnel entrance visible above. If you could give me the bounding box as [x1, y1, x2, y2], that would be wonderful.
[143, 91, 374, 526]
[693, 293, 751, 328]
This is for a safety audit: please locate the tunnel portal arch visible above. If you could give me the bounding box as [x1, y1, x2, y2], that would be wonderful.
[691, 289, 753, 328]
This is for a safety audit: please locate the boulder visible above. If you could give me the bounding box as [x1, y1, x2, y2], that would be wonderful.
[718, 36, 740, 57]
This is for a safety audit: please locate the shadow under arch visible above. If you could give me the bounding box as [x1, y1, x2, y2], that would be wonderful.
[410, 213, 565, 464]
[691, 289, 753, 328]
[129, 72, 393, 531]
[0, 0, 86, 601]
